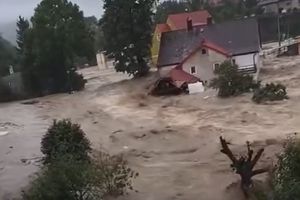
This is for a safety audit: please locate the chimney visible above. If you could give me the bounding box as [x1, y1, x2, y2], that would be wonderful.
[187, 17, 193, 31]
[207, 17, 213, 25]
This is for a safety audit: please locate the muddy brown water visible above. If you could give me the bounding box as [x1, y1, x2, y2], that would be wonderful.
[1, 56, 300, 199]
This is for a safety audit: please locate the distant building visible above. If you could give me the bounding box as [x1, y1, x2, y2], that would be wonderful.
[258, 0, 300, 13]
[151, 10, 212, 65]
[157, 18, 261, 82]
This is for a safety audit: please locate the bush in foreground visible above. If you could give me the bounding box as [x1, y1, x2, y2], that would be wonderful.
[93, 152, 139, 196]
[273, 137, 300, 200]
[210, 61, 259, 97]
[252, 83, 288, 104]
[24, 119, 138, 200]
[23, 153, 138, 200]
[41, 119, 91, 164]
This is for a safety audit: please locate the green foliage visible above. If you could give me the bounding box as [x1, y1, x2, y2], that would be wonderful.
[101, 0, 156, 77]
[41, 119, 91, 164]
[21, 0, 94, 94]
[273, 137, 300, 200]
[0, 81, 14, 102]
[25, 119, 138, 200]
[23, 157, 96, 200]
[0, 36, 17, 77]
[208, 0, 262, 22]
[70, 71, 87, 91]
[93, 152, 139, 196]
[252, 83, 288, 104]
[16, 16, 30, 55]
[210, 61, 259, 97]
[23, 153, 138, 200]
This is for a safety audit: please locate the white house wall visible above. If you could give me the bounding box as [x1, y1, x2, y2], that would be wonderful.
[181, 48, 227, 82]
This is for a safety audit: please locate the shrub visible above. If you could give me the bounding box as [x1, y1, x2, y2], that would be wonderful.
[41, 119, 91, 164]
[23, 157, 95, 200]
[0, 81, 13, 102]
[93, 152, 139, 197]
[252, 83, 288, 104]
[70, 71, 87, 91]
[23, 154, 138, 200]
[210, 61, 259, 97]
[273, 137, 300, 200]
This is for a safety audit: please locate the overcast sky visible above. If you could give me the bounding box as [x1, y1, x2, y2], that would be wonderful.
[0, 0, 103, 23]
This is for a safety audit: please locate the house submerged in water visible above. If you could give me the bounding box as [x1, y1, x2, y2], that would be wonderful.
[156, 18, 262, 83]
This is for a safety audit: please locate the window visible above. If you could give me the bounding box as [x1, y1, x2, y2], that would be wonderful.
[232, 59, 236, 65]
[213, 63, 220, 72]
[201, 49, 207, 54]
[190, 66, 196, 74]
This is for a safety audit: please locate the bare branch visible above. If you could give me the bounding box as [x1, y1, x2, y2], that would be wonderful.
[220, 136, 237, 163]
[251, 167, 269, 177]
[251, 148, 264, 169]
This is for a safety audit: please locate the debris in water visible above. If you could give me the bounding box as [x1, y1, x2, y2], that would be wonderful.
[21, 100, 39, 105]
[0, 131, 8, 136]
[112, 129, 123, 134]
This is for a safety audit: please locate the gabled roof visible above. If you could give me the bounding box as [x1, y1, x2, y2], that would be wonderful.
[157, 18, 260, 67]
[154, 10, 212, 35]
[170, 68, 200, 83]
[167, 10, 212, 30]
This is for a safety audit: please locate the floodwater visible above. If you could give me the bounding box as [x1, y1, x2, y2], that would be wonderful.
[1, 56, 300, 199]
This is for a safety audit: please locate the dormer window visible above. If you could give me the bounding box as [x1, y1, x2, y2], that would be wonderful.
[202, 49, 207, 54]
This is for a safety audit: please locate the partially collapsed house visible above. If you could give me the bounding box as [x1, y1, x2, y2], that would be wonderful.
[157, 18, 262, 83]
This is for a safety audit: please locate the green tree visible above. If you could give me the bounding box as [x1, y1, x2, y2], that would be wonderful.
[41, 119, 91, 164]
[101, 0, 157, 77]
[273, 137, 300, 200]
[0, 36, 17, 76]
[16, 16, 30, 54]
[22, 0, 93, 93]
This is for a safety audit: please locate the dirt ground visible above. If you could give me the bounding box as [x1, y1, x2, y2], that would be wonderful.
[1, 56, 300, 200]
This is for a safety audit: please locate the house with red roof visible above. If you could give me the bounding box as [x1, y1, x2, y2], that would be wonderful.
[157, 18, 262, 83]
[151, 10, 212, 65]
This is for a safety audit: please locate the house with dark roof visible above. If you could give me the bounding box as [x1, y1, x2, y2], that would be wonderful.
[157, 18, 262, 83]
[151, 10, 212, 65]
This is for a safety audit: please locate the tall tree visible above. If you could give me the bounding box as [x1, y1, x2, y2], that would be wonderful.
[16, 16, 30, 54]
[101, 0, 157, 77]
[0, 36, 17, 76]
[22, 0, 93, 93]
